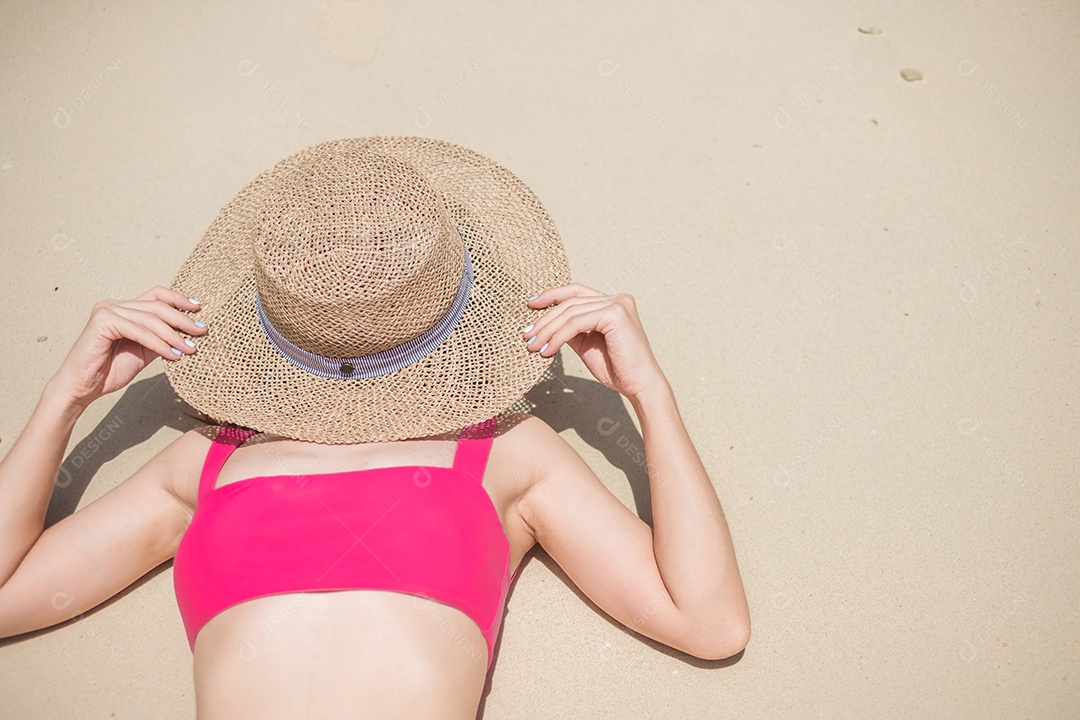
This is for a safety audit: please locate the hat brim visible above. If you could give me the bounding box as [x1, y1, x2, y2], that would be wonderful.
[163, 137, 571, 443]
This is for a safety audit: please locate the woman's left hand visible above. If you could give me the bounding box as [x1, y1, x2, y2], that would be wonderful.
[522, 284, 667, 401]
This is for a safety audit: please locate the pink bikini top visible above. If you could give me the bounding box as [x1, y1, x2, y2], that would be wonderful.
[173, 417, 514, 667]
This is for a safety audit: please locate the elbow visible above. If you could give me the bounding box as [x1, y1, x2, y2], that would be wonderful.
[682, 610, 751, 661]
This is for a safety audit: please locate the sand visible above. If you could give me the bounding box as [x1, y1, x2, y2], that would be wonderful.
[1, 1, 1077, 718]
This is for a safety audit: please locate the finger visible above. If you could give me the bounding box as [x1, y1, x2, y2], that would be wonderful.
[120, 299, 208, 336]
[526, 304, 615, 357]
[97, 308, 192, 361]
[521, 297, 610, 344]
[108, 305, 199, 356]
[529, 306, 617, 358]
[527, 283, 605, 309]
[134, 285, 203, 314]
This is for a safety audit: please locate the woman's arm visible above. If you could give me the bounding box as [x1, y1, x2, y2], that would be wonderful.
[628, 375, 749, 654]
[0, 287, 207, 635]
[517, 285, 749, 659]
[0, 381, 85, 587]
[0, 429, 207, 639]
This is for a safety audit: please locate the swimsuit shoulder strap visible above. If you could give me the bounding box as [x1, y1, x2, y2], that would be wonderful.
[197, 425, 259, 499]
[452, 416, 498, 482]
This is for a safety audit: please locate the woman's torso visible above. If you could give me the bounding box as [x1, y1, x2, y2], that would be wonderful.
[169, 419, 539, 720]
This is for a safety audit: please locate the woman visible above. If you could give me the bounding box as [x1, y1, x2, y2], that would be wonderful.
[0, 138, 749, 719]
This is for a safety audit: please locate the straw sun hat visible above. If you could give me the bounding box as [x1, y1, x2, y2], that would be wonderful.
[163, 136, 571, 444]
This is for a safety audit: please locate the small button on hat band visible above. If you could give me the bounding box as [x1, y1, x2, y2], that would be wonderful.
[255, 234, 474, 380]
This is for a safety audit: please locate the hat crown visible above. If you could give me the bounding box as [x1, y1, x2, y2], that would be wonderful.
[253, 150, 465, 357]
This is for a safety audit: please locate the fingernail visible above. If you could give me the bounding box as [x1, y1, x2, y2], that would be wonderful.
[527, 335, 537, 345]
[188, 298, 201, 305]
[171, 347, 182, 356]
[195, 321, 207, 328]
[521, 324, 533, 334]
[184, 338, 196, 348]
[540, 343, 549, 354]
[527, 294, 540, 301]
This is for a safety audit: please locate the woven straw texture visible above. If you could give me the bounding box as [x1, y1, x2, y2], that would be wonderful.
[163, 137, 571, 443]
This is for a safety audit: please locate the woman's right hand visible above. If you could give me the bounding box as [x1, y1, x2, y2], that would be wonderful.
[48, 286, 207, 408]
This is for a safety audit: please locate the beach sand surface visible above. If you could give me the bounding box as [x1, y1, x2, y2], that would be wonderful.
[0, 1, 1077, 718]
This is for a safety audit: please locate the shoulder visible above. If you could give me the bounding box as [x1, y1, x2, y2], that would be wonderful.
[157, 425, 223, 513]
[492, 411, 556, 446]
[491, 412, 575, 478]
[491, 412, 597, 533]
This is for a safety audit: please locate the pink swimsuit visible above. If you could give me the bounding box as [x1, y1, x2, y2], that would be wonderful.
[173, 416, 515, 667]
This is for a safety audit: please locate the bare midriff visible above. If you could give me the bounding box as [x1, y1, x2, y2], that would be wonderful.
[191, 591, 492, 720]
